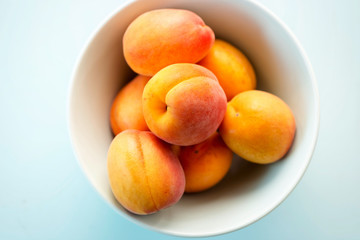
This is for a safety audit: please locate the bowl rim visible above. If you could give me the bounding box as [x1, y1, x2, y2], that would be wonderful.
[67, 0, 320, 237]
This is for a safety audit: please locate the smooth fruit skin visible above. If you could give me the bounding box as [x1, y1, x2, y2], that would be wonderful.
[142, 63, 227, 146]
[123, 9, 215, 76]
[110, 75, 150, 135]
[219, 90, 296, 164]
[179, 132, 233, 193]
[198, 39, 256, 101]
[107, 130, 185, 215]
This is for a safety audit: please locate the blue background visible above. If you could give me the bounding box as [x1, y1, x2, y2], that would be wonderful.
[1, 0, 360, 239]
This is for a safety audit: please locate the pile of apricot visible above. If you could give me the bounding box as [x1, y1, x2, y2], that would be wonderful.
[107, 9, 296, 215]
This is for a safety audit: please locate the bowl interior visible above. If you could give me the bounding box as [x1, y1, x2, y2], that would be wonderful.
[69, 0, 319, 237]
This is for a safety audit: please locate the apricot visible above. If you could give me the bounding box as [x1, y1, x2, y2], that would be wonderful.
[110, 75, 150, 135]
[123, 9, 215, 76]
[198, 39, 256, 101]
[179, 132, 233, 193]
[219, 90, 296, 164]
[107, 130, 185, 215]
[142, 63, 227, 146]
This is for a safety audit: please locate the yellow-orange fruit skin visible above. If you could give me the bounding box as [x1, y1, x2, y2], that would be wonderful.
[107, 130, 185, 215]
[110, 75, 150, 135]
[123, 9, 215, 76]
[219, 90, 296, 164]
[198, 39, 256, 101]
[179, 132, 233, 193]
[142, 63, 227, 146]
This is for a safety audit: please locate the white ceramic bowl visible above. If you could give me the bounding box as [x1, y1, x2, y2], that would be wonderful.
[68, 0, 319, 237]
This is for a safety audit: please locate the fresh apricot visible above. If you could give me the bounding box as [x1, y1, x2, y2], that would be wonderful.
[198, 39, 256, 101]
[107, 130, 185, 215]
[219, 90, 296, 164]
[110, 75, 150, 135]
[142, 63, 227, 146]
[179, 132, 233, 193]
[123, 9, 215, 76]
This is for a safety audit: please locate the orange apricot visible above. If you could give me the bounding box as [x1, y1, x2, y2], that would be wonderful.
[198, 39, 256, 101]
[179, 132, 233, 193]
[110, 75, 150, 135]
[142, 63, 227, 146]
[219, 90, 296, 164]
[107, 130, 185, 215]
[123, 9, 214, 76]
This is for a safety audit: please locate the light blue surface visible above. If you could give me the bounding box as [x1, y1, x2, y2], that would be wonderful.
[1, 0, 359, 239]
